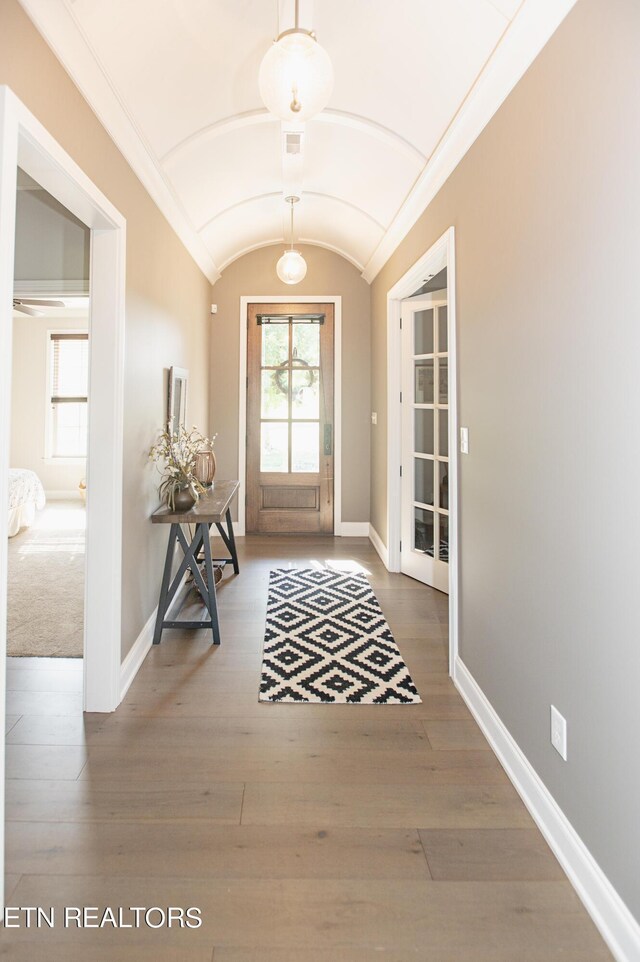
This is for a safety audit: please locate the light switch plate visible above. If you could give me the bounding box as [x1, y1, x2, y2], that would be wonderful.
[550, 705, 567, 760]
[371, 412, 377, 425]
[460, 427, 469, 454]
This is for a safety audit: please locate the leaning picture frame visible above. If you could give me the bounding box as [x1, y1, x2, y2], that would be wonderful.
[167, 366, 188, 435]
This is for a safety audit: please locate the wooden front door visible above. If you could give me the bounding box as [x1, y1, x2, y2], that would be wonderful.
[246, 303, 334, 534]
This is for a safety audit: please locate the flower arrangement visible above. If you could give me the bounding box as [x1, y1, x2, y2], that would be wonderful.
[149, 425, 217, 510]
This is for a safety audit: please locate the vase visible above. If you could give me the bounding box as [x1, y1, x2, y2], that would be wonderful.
[172, 486, 197, 512]
[195, 448, 216, 486]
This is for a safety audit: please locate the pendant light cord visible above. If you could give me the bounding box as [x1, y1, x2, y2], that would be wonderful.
[290, 198, 294, 250]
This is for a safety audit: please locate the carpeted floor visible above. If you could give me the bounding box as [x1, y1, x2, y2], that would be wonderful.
[7, 500, 85, 657]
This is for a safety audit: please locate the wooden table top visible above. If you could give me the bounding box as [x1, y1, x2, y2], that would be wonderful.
[151, 480, 240, 524]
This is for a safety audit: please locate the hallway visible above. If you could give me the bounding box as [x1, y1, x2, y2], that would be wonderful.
[3, 538, 610, 959]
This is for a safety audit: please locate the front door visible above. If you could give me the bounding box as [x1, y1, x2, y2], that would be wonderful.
[246, 302, 334, 533]
[400, 293, 450, 592]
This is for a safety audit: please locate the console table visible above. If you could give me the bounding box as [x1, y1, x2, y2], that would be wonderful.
[151, 480, 240, 646]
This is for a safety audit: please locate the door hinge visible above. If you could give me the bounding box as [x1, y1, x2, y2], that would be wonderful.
[399, 316, 402, 330]
[246, 376, 249, 389]
[399, 465, 403, 477]
[400, 391, 402, 403]
[399, 540, 402, 552]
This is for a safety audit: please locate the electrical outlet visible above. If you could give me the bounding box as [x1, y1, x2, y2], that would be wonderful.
[550, 705, 567, 760]
[371, 412, 377, 425]
[460, 427, 469, 454]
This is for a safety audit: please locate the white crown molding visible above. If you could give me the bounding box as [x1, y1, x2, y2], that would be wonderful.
[454, 657, 640, 962]
[18, 0, 221, 283]
[361, 0, 579, 283]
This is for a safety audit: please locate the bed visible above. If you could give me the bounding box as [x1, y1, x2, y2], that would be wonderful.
[8, 468, 45, 537]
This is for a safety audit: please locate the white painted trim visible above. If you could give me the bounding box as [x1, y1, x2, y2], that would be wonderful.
[454, 657, 640, 962]
[386, 227, 459, 675]
[0, 85, 125, 731]
[0, 84, 19, 927]
[238, 295, 343, 536]
[337, 522, 369, 537]
[362, 0, 578, 281]
[120, 607, 155, 702]
[368, 524, 389, 568]
[44, 489, 82, 500]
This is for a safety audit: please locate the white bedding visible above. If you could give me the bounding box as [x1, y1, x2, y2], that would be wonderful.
[8, 468, 45, 537]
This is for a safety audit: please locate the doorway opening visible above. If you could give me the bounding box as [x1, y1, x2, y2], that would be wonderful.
[246, 303, 335, 534]
[8, 170, 90, 668]
[386, 227, 458, 675]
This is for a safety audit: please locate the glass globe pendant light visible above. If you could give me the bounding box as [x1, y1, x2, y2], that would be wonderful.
[277, 196, 307, 285]
[259, 0, 333, 123]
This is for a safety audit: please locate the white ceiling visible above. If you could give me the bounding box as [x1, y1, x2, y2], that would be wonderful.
[18, 0, 576, 282]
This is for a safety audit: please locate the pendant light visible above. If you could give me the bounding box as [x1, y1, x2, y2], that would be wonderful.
[277, 196, 307, 285]
[259, 0, 333, 123]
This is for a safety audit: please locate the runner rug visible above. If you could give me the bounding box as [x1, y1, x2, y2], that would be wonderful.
[259, 568, 421, 704]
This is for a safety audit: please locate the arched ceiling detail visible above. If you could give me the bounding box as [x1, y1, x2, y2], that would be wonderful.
[18, 0, 579, 282]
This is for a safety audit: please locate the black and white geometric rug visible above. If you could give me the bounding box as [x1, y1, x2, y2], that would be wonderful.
[259, 568, 421, 704]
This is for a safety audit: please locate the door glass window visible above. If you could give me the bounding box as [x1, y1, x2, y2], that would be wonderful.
[260, 422, 288, 472]
[414, 506, 434, 556]
[259, 319, 322, 474]
[414, 360, 434, 404]
[292, 422, 319, 473]
[410, 302, 449, 566]
[261, 370, 288, 419]
[262, 324, 289, 366]
[414, 308, 434, 355]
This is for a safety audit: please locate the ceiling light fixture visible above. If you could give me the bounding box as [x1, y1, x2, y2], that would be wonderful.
[259, 0, 333, 123]
[277, 196, 307, 285]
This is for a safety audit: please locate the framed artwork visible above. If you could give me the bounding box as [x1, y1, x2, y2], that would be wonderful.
[167, 366, 188, 435]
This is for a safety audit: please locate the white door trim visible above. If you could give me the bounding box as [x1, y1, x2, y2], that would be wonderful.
[238, 295, 342, 536]
[386, 227, 458, 675]
[0, 88, 125, 719]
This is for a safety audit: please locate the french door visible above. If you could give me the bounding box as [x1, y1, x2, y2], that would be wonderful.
[246, 302, 334, 534]
[400, 293, 450, 592]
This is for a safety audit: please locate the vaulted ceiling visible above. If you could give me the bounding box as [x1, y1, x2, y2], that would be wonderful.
[19, 0, 575, 282]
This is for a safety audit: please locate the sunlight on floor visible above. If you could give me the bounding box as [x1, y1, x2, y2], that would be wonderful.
[298, 559, 372, 576]
[36, 504, 86, 531]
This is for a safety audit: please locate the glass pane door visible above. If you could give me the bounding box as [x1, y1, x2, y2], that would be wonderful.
[401, 295, 450, 592]
[259, 321, 321, 474]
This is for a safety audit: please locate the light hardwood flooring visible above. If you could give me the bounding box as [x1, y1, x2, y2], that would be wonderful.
[2, 537, 611, 960]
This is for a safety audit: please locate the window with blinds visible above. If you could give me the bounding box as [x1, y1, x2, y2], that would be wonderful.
[49, 333, 89, 458]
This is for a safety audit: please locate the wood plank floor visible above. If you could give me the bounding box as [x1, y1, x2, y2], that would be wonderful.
[2, 537, 611, 960]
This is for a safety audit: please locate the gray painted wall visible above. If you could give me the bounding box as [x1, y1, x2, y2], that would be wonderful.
[14, 172, 89, 290]
[371, 0, 640, 922]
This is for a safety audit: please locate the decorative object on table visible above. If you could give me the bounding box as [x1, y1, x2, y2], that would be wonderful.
[167, 366, 188, 436]
[259, 568, 422, 704]
[194, 438, 217, 487]
[78, 478, 87, 503]
[149, 424, 217, 511]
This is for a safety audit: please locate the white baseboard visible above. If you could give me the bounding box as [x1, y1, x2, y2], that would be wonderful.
[454, 656, 640, 962]
[119, 606, 156, 702]
[368, 524, 389, 568]
[337, 521, 369, 537]
[45, 490, 82, 500]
